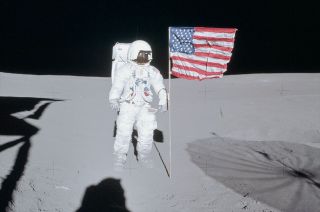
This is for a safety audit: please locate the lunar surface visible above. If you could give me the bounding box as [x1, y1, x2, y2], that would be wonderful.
[1, 72, 320, 212]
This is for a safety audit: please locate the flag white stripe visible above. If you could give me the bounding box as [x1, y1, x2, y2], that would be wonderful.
[195, 48, 232, 56]
[172, 67, 202, 78]
[194, 31, 236, 39]
[170, 52, 230, 64]
[172, 59, 227, 73]
[193, 39, 235, 48]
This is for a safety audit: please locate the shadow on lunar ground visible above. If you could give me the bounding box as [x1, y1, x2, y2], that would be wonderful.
[0, 96, 60, 212]
[76, 178, 130, 212]
[131, 129, 164, 160]
[113, 121, 164, 143]
[113, 120, 164, 160]
[187, 136, 320, 212]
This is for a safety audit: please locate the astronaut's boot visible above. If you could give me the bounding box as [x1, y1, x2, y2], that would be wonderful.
[138, 153, 154, 168]
[113, 153, 127, 171]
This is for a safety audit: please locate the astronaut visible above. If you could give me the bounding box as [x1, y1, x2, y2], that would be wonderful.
[109, 40, 167, 170]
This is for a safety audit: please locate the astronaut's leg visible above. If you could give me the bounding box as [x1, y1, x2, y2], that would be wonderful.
[113, 103, 137, 170]
[136, 106, 157, 168]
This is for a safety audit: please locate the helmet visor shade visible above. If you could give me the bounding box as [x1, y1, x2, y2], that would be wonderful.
[135, 51, 152, 64]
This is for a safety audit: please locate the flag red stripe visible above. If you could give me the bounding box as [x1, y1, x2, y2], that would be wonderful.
[171, 71, 222, 80]
[194, 52, 231, 60]
[171, 71, 200, 80]
[195, 27, 237, 33]
[194, 44, 233, 52]
[171, 56, 227, 69]
[193, 36, 235, 42]
[172, 64, 224, 76]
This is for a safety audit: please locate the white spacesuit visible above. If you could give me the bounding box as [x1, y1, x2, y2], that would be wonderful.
[109, 40, 167, 170]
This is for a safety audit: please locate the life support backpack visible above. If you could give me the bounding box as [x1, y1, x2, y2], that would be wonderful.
[111, 42, 131, 84]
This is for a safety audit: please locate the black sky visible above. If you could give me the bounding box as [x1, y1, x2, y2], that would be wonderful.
[0, 0, 319, 77]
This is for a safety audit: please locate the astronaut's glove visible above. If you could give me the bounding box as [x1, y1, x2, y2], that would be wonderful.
[158, 88, 167, 106]
[158, 104, 168, 113]
[110, 99, 120, 111]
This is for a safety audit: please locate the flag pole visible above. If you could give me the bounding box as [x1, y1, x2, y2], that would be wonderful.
[168, 26, 172, 178]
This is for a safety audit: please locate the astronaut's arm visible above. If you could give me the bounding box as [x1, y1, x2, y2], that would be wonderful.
[151, 70, 168, 110]
[157, 88, 167, 106]
[109, 68, 127, 103]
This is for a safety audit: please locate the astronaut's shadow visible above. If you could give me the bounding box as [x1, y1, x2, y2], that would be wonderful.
[113, 121, 164, 160]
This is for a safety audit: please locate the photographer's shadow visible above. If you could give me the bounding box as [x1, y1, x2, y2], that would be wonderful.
[76, 178, 130, 212]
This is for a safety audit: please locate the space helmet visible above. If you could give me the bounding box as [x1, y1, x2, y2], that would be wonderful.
[128, 40, 152, 65]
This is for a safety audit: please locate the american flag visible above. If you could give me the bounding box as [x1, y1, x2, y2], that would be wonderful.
[169, 27, 237, 80]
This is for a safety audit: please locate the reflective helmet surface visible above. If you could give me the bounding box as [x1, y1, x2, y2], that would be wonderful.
[128, 40, 152, 65]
